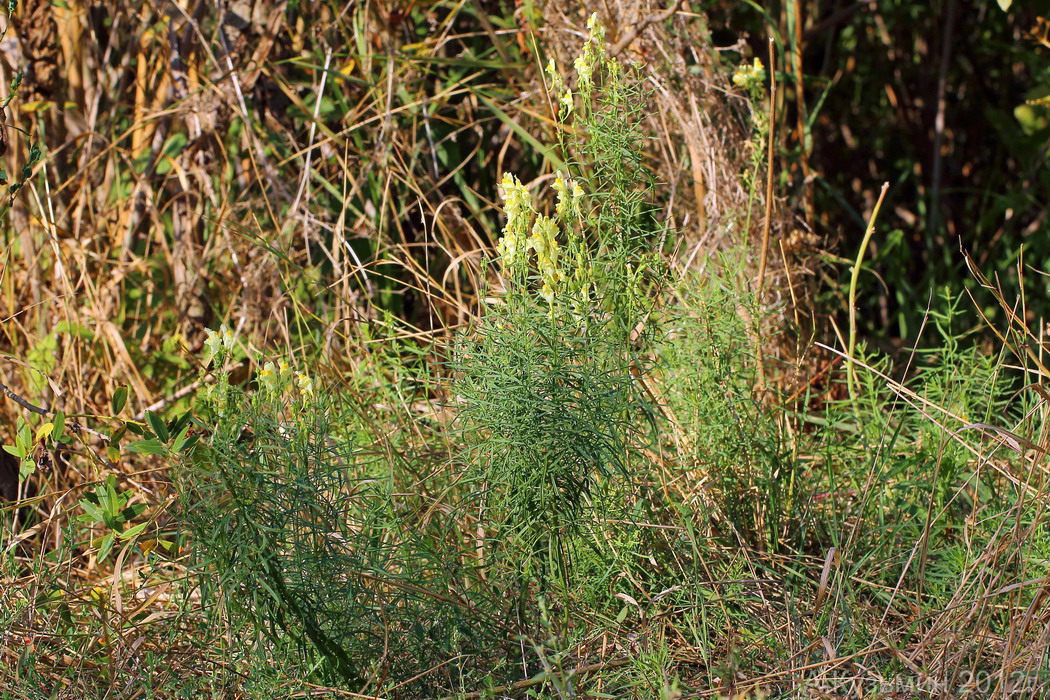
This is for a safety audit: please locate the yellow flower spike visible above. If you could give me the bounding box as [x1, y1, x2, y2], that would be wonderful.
[585, 13, 607, 65]
[278, 360, 291, 377]
[497, 172, 536, 274]
[571, 183, 585, 218]
[586, 12, 605, 42]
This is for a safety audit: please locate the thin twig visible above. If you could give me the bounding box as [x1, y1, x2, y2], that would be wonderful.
[443, 658, 630, 699]
[756, 38, 777, 297]
[0, 378, 111, 442]
[133, 380, 203, 422]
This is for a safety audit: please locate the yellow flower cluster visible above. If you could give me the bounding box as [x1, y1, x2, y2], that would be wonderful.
[496, 173, 533, 271]
[732, 57, 766, 91]
[203, 324, 235, 366]
[573, 13, 607, 94]
[259, 359, 291, 395]
[544, 13, 609, 118]
[257, 358, 313, 401]
[495, 172, 592, 308]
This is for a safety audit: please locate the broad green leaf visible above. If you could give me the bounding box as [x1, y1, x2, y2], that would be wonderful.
[35, 422, 53, 442]
[78, 500, 105, 523]
[169, 411, 193, 438]
[145, 411, 168, 442]
[120, 503, 147, 521]
[52, 412, 65, 442]
[18, 458, 34, 482]
[17, 419, 31, 451]
[97, 532, 115, 562]
[125, 439, 167, 455]
[111, 386, 128, 415]
[118, 521, 149, 541]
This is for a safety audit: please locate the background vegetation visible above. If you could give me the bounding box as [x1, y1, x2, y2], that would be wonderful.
[1, 0, 1048, 698]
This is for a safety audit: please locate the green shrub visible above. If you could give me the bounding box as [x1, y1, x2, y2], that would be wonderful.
[178, 337, 505, 691]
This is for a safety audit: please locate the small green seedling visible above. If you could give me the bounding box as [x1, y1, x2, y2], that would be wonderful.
[77, 474, 148, 562]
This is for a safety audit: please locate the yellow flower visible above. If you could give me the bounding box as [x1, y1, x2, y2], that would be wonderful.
[559, 89, 573, 116]
[259, 362, 279, 394]
[528, 215, 564, 305]
[220, 324, 235, 351]
[203, 328, 223, 363]
[296, 372, 314, 398]
[552, 174, 568, 216]
[539, 282, 555, 305]
[572, 182, 584, 204]
[586, 12, 605, 45]
[574, 54, 593, 91]
[553, 174, 582, 219]
[545, 57, 563, 93]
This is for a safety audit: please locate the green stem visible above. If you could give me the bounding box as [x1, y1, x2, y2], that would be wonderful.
[847, 182, 890, 406]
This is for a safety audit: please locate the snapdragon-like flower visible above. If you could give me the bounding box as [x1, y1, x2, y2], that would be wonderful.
[259, 361, 280, 394]
[545, 57, 563, 93]
[220, 324, 235, 350]
[552, 173, 583, 220]
[552, 174, 569, 217]
[573, 12, 607, 93]
[204, 324, 236, 367]
[559, 89, 573, 116]
[203, 328, 224, 365]
[574, 53, 593, 92]
[586, 12, 606, 46]
[296, 372, 314, 398]
[732, 57, 766, 91]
